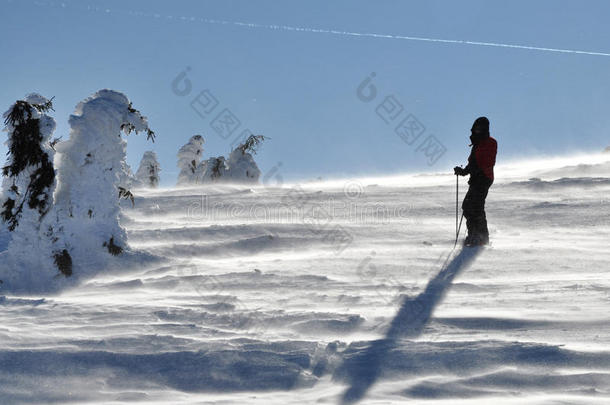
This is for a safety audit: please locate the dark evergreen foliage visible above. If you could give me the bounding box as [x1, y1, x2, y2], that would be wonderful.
[147, 164, 159, 188]
[49, 136, 61, 151]
[1, 198, 16, 228]
[1, 98, 56, 231]
[210, 158, 223, 179]
[53, 249, 72, 277]
[118, 187, 135, 206]
[103, 236, 123, 256]
[237, 134, 266, 155]
[120, 102, 156, 142]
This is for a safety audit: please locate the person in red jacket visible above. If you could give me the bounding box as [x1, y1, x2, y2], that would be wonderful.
[454, 117, 497, 246]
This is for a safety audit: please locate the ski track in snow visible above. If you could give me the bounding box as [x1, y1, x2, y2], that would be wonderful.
[1, 157, 610, 404]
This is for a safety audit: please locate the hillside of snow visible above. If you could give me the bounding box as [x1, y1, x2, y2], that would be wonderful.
[1, 155, 609, 404]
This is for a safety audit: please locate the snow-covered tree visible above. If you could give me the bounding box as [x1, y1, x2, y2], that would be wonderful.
[1, 94, 56, 230]
[0, 94, 60, 281]
[177, 135, 204, 185]
[175, 134, 264, 185]
[225, 135, 264, 183]
[51, 89, 155, 274]
[135, 151, 161, 188]
[199, 156, 229, 183]
[194, 135, 264, 184]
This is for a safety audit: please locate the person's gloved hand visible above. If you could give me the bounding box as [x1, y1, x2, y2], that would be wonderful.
[454, 166, 466, 176]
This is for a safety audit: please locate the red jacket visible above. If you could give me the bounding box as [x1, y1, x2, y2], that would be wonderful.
[466, 136, 497, 181]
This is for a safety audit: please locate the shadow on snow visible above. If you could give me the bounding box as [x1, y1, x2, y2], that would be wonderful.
[337, 246, 482, 404]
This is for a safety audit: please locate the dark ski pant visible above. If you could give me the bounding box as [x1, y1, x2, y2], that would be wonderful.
[462, 177, 493, 243]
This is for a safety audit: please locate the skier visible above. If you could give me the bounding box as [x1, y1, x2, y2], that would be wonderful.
[454, 117, 497, 246]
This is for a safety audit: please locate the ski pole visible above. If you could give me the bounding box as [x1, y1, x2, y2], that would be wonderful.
[453, 174, 464, 248]
[455, 174, 460, 240]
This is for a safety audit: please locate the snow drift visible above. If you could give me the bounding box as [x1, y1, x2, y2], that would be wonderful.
[1, 121, 609, 404]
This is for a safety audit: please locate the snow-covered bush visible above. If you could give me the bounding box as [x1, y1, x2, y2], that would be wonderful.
[51, 89, 154, 275]
[199, 156, 229, 183]
[177, 135, 204, 185]
[135, 151, 161, 188]
[225, 135, 264, 183]
[175, 134, 264, 185]
[0, 94, 59, 281]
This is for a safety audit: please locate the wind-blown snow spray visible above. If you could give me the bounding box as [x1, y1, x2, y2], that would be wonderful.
[51, 90, 154, 278]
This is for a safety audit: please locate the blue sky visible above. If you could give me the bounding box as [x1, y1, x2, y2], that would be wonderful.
[1, 0, 609, 184]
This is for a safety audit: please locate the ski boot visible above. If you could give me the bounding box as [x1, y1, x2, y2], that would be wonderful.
[464, 234, 488, 247]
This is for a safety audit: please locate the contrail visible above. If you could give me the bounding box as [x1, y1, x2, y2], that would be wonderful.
[198, 17, 610, 57]
[27, 0, 610, 57]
